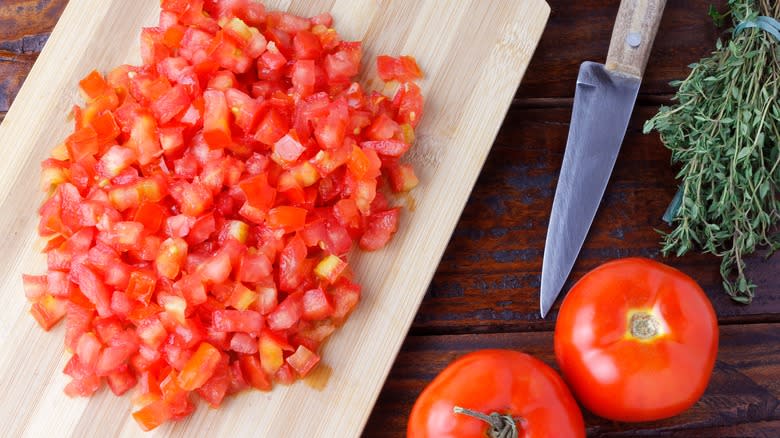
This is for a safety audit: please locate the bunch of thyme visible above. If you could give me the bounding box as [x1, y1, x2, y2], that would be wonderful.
[644, 0, 780, 303]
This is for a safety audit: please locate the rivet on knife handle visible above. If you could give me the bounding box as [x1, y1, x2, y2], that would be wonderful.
[606, 0, 667, 78]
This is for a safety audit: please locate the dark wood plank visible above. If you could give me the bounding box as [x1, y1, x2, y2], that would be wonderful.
[515, 0, 729, 102]
[0, 0, 67, 115]
[411, 105, 780, 334]
[365, 324, 780, 437]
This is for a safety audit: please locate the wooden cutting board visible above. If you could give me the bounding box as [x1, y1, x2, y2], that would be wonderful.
[0, 0, 549, 436]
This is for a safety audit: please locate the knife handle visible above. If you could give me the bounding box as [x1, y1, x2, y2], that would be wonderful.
[605, 0, 666, 78]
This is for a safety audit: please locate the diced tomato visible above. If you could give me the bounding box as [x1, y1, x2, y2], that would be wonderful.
[203, 89, 232, 147]
[126, 270, 157, 304]
[237, 252, 272, 283]
[128, 113, 162, 165]
[197, 251, 231, 284]
[177, 342, 222, 390]
[254, 108, 288, 146]
[266, 206, 307, 233]
[256, 285, 278, 315]
[196, 357, 230, 407]
[238, 354, 272, 390]
[156, 237, 188, 279]
[212, 309, 263, 333]
[30, 294, 68, 330]
[64, 374, 102, 398]
[25, 2, 425, 430]
[133, 398, 172, 432]
[387, 161, 420, 192]
[301, 288, 333, 320]
[72, 264, 112, 318]
[360, 139, 410, 157]
[293, 31, 322, 60]
[225, 88, 260, 133]
[107, 367, 137, 396]
[376, 55, 423, 82]
[239, 174, 276, 211]
[170, 181, 213, 216]
[278, 235, 307, 291]
[151, 84, 190, 124]
[76, 332, 102, 370]
[313, 255, 347, 285]
[257, 330, 286, 375]
[359, 208, 400, 251]
[23, 274, 48, 301]
[286, 345, 319, 377]
[330, 280, 361, 321]
[267, 293, 302, 331]
[393, 82, 424, 128]
[291, 60, 316, 97]
[323, 43, 361, 83]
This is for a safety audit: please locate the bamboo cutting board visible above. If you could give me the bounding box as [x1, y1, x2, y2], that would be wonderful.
[0, 0, 549, 436]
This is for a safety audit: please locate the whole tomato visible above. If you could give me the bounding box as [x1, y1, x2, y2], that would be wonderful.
[407, 349, 585, 438]
[554, 258, 718, 422]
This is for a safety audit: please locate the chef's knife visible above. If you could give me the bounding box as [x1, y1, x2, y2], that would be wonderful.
[540, 0, 666, 318]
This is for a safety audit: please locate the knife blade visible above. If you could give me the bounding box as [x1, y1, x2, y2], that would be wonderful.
[540, 0, 666, 318]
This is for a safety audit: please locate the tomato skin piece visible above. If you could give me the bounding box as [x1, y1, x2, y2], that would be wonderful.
[177, 342, 222, 391]
[376, 55, 423, 82]
[266, 206, 307, 233]
[133, 398, 173, 432]
[408, 350, 585, 438]
[238, 354, 272, 391]
[554, 258, 719, 422]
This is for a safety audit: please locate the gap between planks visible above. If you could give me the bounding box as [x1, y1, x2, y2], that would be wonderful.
[408, 313, 780, 337]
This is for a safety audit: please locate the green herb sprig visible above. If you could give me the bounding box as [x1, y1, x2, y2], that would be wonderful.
[644, 0, 780, 303]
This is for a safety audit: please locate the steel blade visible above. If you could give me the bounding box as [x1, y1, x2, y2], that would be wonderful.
[540, 61, 641, 318]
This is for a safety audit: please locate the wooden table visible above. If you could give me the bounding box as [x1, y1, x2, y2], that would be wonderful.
[2, 1, 778, 436]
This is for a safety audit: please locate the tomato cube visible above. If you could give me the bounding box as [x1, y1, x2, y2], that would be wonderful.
[212, 309, 263, 333]
[301, 288, 334, 321]
[286, 345, 319, 377]
[177, 342, 222, 391]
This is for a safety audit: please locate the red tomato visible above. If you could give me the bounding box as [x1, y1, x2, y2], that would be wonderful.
[376, 55, 423, 82]
[408, 350, 585, 438]
[554, 258, 719, 422]
[25, 0, 426, 430]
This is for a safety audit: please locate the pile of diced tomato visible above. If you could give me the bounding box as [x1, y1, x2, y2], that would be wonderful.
[22, 0, 423, 430]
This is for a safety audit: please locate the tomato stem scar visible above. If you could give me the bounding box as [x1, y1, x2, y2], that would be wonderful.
[630, 311, 660, 339]
[452, 406, 519, 438]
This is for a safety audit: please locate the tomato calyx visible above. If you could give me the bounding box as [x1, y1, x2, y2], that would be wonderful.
[452, 406, 520, 438]
[628, 311, 662, 340]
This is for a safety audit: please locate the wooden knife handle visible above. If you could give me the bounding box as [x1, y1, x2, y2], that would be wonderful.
[605, 0, 666, 78]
